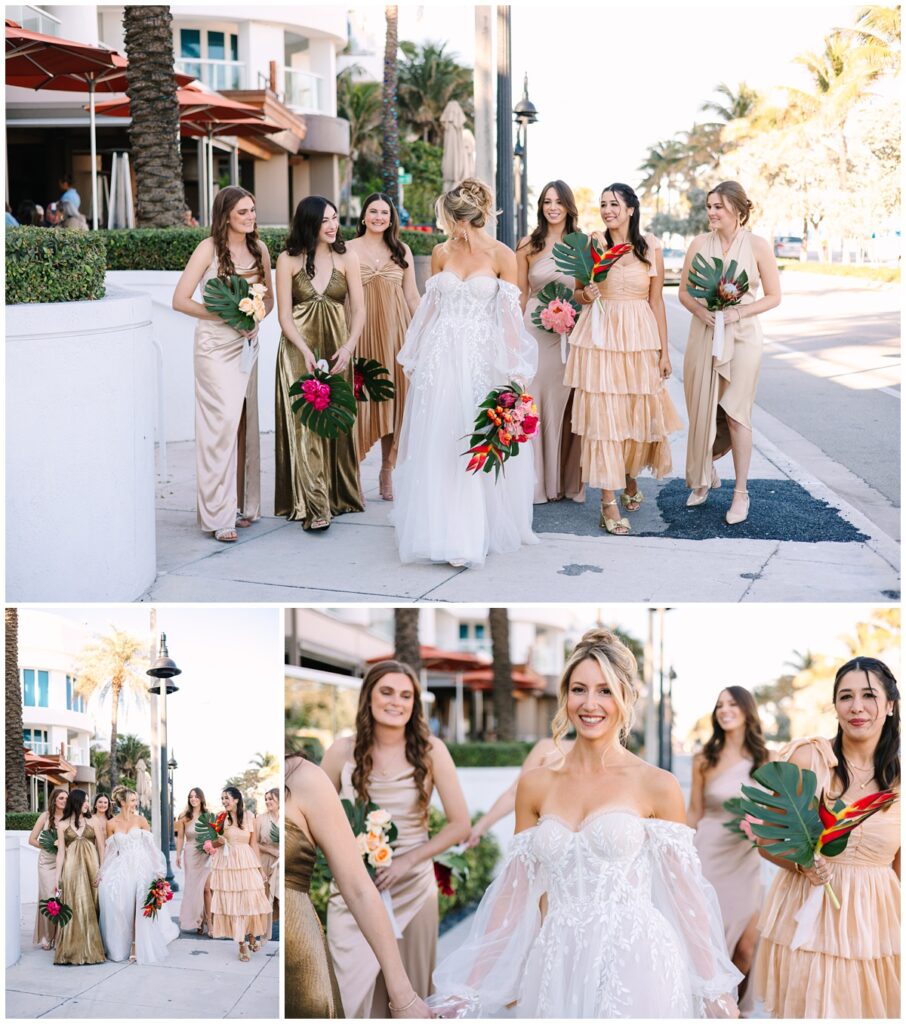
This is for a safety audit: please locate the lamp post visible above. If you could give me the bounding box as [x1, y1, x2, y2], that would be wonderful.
[513, 74, 538, 240]
[167, 754, 178, 856]
[495, 5, 514, 247]
[146, 633, 181, 888]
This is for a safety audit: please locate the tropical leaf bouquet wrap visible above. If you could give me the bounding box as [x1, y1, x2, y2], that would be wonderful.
[289, 359, 357, 439]
[463, 382, 539, 480]
[353, 357, 396, 403]
[551, 231, 632, 318]
[203, 274, 267, 333]
[531, 282, 581, 364]
[40, 888, 72, 927]
[142, 876, 174, 919]
[195, 810, 227, 855]
[38, 829, 58, 855]
[685, 253, 750, 360]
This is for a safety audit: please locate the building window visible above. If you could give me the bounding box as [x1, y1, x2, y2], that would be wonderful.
[22, 668, 49, 707]
[180, 28, 201, 59]
[230, 34, 238, 61]
[65, 675, 84, 713]
[207, 30, 225, 61]
[23, 728, 49, 754]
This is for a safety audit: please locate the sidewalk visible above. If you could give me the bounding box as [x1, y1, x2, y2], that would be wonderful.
[144, 353, 899, 602]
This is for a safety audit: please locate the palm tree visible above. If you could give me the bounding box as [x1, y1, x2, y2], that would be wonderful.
[488, 608, 515, 741]
[91, 747, 112, 791]
[394, 609, 422, 673]
[700, 81, 759, 124]
[337, 69, 382, 222]
[382, 6, 400, 202]
[116, 733, 151, 781]
[397, 41, 474, 146]
[122, 6, 188, 226]
[75, 629, 149, 788]
[6, 608, 28, 812]
[840, 5, 901, 74]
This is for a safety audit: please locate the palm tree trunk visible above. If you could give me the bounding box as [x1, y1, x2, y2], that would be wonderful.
[122, 6, 188, 227]
[489, 608, 515, 741]
[382, 6, 400, 203]
[5, 608, 29, 812]
[109, 676, 123, 788]
[393, 609, 421, 673]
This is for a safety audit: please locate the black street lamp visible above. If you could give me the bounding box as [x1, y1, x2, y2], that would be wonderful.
[147, 633, 181, 889]
[167, 754, 178, 854]
[513, 74, 538, 240]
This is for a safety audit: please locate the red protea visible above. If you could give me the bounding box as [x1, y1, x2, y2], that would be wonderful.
[716, 278, 742, 304]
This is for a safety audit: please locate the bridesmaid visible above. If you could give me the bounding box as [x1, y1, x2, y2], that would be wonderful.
[255, 787, 280, 940]
[53, 788, 106, 965]
[88, 792, 113, 833]
[172, 185, 274, 543]
[688, 687, 771, 1006]
[345, 192, 420, 499]
[753, 657, 900, 1018]
[679, 181, 781, 524]
[174, 787, 212, 934]
[274, 196, 366, 530]
[516, 180, 584, 504]
[208, 787, 271, 961]
[321, 660, 470, 1018]
[27, 786, 68, 950]
[567, 183, 682, 534]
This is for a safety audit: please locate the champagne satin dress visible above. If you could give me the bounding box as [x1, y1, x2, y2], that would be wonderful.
[286, 821, 344, 1018]
[33, 815, 59, 947]
[209, 819, 271, 942]
[274, 265, 364, 529]
[178, 817, 211, 932]
[524, 249, 584, 503]
[255, 811, 280, 938]
[53, 824, 106, 965]
[193, 258, 262, 532]
[327, 762, 438, 1018]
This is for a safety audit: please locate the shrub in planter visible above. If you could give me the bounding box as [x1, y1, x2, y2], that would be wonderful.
[6, 811, 41, 831]
[6, 227, 106, 304]
[447, 741, 535, 767]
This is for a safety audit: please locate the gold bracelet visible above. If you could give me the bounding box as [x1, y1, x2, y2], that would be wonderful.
[389, 992, 419, 1013]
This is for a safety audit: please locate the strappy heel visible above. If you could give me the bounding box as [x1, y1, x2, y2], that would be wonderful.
[600, 499, 630, 535]
[379, 467, 394, 501]
[686, 466, 721, 507]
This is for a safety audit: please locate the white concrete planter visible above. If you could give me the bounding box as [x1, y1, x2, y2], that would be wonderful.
[6, 285, 156, 601]
[6, 833, 24, 966]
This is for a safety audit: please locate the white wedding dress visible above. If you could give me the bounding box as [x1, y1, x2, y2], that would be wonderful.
[429, 810, 742, 1018]
[99, 829, 179, 964]
[392, 272, 539, 566]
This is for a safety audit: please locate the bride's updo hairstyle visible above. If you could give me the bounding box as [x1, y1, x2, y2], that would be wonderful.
[435, 178, 497, 236]
[111, 785, 136, 811]
[706, 181, 754, 227]
[551, 628, 639, 750]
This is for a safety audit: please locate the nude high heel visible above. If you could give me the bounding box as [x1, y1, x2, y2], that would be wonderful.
[725, 489, 750, 525]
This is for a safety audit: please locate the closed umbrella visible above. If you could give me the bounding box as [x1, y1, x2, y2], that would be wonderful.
[441, 100, 469, 192]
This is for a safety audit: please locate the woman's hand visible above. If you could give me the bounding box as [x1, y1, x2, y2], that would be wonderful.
[175, 854, 182, 869]
[698, 308, 716, 327]
[801, 854, 834, 888]
[331, 343, 354, 375]
[658, 351, 672, 379]
[239, 326, 260, 341]
[389, 993, 431, 1018]
[374, 850, 415, 892]
[464, 823, 484, 849]
[584, 281, 600, 302]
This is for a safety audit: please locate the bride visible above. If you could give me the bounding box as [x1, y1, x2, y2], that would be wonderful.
[392, 178, 538, 567]
[429, 628, 742, 1018]
[98, 786, 179, 964]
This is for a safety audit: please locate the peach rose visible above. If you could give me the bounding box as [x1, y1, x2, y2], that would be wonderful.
[368, 843, 393, 868]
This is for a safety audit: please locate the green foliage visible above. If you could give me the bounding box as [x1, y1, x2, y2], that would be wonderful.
[552, 231, 595, 284]
[354, 358, 395, 402]
[203, 274, 259, 331]
[39, 829, 58, 855]
[738, 761, 822, 865]
[6, 227, 106, 304]
[6, 811, 41, 830]
[686, 254, 750, 309]
[289, 369, 357, 439]
[399, 139, 443, 225]
[397, 41, 474, 146]
[778, 260, 899, 282]
[446, 741, 535, 767]
[530, 282, 580, 334]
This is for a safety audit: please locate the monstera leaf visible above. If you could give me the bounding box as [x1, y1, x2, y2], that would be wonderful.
[353, 357, 396, 403]
[721, 796, 755, 844]
[552, 231, 596, 284]
[530, 281, 580, 334]
[270, 821, 279, 845]
[289, 369, 357, 439]
[38, 829, 58, 855]
[202, 274, 257, 331]
[686, 254, 750, 311]
[737, 760, 822, 864]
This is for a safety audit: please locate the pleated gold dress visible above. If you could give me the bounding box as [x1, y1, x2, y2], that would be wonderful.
[194, 258, 262, 531]
[286, 821, 344, 1018]
[328, 762, 438, 1018]
[753, 737, 900, 1018]
[178, 817, 211, 932]
[53, 824, 106, 965]
[351, 262, 411, 462]
[565, 233, 682, 489]
[274, 266, 364, 528]
[209, 820, 271, 942]
[683, 230, 763, 488]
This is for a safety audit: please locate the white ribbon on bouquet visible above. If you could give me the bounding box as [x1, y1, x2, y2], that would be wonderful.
[711, 309, 726, 360]
[381, 888, 403, 939]
[560, 333, 568, 364]
[790, 884, 824, 950]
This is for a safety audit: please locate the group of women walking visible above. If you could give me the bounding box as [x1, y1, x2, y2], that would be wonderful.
[287, 645, 899, 1019]
[172, 174, 781, 564]
[29, 783, 278, 965]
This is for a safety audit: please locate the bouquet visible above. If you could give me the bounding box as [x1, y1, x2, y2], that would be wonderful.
[531, 282, 580, 364]
[39, 888, 72, 927]
[685, 253, 750, 360]
[203, 274, 268, 333]
[38, 829, 58, 855]
[433, 850, 470, 897]
[270, 821, 280, 846]
[342, 800, 403, 939]
[143, 876, 174, 919]
[195, 811, 227, 855]
[289, 360, 357, 439]
[353, 357, 396, 403]
[463, 383, 539, 480]
[552, 231, 632, 315]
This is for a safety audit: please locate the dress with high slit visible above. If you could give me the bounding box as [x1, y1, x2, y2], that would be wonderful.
[178, 816, 211, 932]
[33, 813, 60, 947]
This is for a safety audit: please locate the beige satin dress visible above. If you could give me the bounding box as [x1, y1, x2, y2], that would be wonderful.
[255, 811, 279, 939]
[327, 762, 438, 1018]
[193, 258, 262, 531]
[524, 249, 584, 504]
[33, 815, 59, 947]
[683, 230, 763, 488]
[178, 816, 211, 931]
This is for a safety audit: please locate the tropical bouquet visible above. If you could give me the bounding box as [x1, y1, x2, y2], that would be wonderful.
[353, 357, 395, 403]
[38, 829, 58, 855]
[463, 383, 539, 480]
[289, 359, 357, 439]
[685, 253, 750, 359]
[531, 282, 581, 363]
[143, 876, 174, 919]
[203, 274, 268, 333]
[195, 811, 227, 855]
[39, 888, 72, 927]
[433, 850, 470, 897]
[552, 230, 632, 315]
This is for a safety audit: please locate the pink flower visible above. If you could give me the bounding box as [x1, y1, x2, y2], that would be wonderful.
[203, 840, 215, 854]
[540, 298, 576, 335]
[46, 900, 60, 917]
[523, 414, 538, 435]
[302, 379, 332, 412]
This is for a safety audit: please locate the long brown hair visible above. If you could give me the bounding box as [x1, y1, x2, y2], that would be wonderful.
[356, 192, 408, 268]
[180, 787, 208, 822]
[352, 660, 432, 821]
[701, 686, 768, 776]
[211, 185, 265, 282]
[520, 179, 578, 255]
[47, 786, 69, 831]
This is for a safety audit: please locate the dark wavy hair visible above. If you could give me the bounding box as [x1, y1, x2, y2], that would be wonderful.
[62, 788, 88, 830]
[180, 787, 208, 822]
[210, 185, 265, 282]
[286, 195, 346, 279]
[600, 182, 650, 268]
[831, 657, 900, 794]
[221, 787, 246, 829]
[352, 660, 433, 822]
[701, 686, 769, 777]
[521, 180, 578, 255]
[356, 192, 408, 268]
[92, 792, 114, 820]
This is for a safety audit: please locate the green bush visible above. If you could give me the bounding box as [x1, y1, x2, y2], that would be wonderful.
[778, 259, 899, 283]
[447, 741, 535, 767]
[6, 227, 106, 304]
[7, 811, 41, 830]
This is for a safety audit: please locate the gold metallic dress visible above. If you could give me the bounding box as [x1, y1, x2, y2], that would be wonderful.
[53, 824, 106, 965]
[286, 821, 344, 1018]
[274, 266, 364, 529]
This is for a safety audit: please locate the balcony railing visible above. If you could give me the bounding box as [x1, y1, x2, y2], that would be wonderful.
[176, 58, 245, 91]
[7, 5, 61, 36]
[284, 67, 327, 114]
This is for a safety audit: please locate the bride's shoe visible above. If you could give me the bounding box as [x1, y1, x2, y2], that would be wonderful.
[129, 942, 137, 963]
[686, 466, 721, 507]
[725, 489, 750, 525]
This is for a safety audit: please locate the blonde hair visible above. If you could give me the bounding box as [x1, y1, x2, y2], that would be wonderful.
[111, 785, 136, 810]
[551, 628, 639, 751]
[435, 178, 496, 235]
[707, 181, 754, 227]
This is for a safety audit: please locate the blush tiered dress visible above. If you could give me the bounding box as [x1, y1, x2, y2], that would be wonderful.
[209, 818, 271, 943]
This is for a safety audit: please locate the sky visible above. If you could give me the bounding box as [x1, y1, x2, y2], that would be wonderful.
[39, 606, 283, 802]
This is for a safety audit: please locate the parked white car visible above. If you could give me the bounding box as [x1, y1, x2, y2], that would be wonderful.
[662, 247, 685, 284]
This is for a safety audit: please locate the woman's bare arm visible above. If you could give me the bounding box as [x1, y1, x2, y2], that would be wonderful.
[172, 238, 220, 320]
[687, 754, 706, 829]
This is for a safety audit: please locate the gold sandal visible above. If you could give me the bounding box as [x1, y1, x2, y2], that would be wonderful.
[238, 942, 250, 962]
[620, 490, 644, 512]
[248, 936, 261, 952]
[600, 499, 631, 535]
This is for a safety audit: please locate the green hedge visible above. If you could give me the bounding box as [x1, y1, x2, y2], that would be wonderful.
[6, 227, 106, 304]
[447, 741, 535, 767]
[7, 811, 41, 830]
[778, 259, 899, 283]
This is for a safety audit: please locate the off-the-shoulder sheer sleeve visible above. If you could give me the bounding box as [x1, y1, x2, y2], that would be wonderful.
[397, 277, 441, 378]
[139, 829, 167, 877]
[645, 819, 743, 1018]
[493, 280, 538, 383]
[428, 830, 546, 1018]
